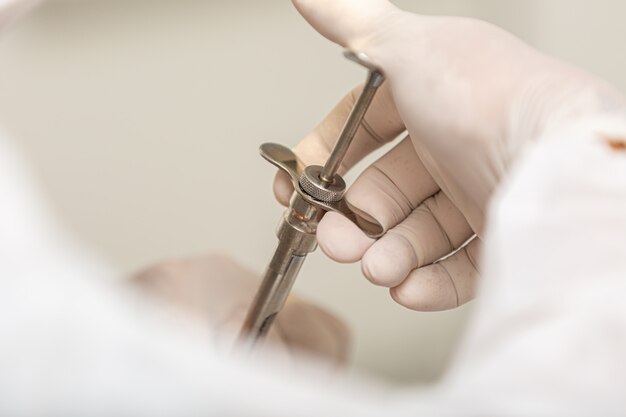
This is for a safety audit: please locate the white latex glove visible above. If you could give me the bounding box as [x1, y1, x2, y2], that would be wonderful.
[133, 254, 350, 365]
[273, 0, 626, 311]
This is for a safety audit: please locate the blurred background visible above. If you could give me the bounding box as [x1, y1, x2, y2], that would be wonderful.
[0, 0, 625, 384]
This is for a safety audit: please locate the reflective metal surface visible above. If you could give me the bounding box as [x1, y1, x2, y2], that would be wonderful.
[238, 51, 386, 348]
[320, 68, 385, 183]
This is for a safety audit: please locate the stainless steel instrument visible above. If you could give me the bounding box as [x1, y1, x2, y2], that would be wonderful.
[238, 51, 386, 348]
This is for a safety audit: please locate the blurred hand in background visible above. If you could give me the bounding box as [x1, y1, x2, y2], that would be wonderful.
[134, 254, 350, 365]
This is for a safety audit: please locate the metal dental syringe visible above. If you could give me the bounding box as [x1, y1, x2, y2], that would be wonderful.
[237, 51, 386, 348]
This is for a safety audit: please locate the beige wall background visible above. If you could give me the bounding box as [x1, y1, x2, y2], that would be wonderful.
[1, 0, 625, 383]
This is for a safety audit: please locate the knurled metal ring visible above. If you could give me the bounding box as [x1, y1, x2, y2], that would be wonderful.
[298, 165, 346, 203]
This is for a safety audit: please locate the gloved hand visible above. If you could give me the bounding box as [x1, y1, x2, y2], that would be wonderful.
[133, 254, 349, 365]
[273, 0, 626, 311]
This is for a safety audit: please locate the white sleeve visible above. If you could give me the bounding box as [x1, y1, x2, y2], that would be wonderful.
[3, 113, 626, 416]
[439, 116, 626, 416]
[0, 132, 433, 416]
